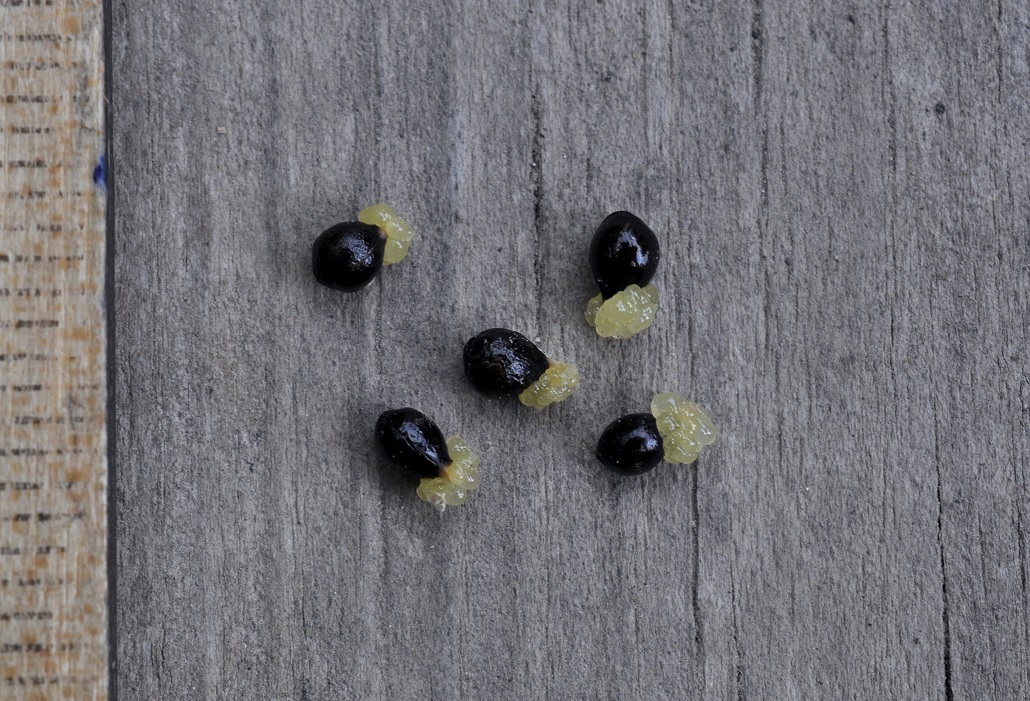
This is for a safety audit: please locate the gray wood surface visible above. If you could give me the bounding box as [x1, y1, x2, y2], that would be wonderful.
[112, 1, 1030, 698]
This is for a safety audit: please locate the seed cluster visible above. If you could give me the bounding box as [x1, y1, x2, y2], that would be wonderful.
[314, 205, 719, 511]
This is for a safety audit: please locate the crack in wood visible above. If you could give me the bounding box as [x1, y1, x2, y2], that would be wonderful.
[934, 406, 955, 701]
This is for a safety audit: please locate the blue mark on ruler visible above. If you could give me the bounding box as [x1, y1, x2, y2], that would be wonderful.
[92, 155, 106, 188]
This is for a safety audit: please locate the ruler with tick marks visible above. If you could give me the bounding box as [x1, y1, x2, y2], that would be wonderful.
[0, 1, 108, 700]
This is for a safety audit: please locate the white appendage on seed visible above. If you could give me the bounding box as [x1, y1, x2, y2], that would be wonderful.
[416, 436, 480, 512]
[359, 203, 415, 265]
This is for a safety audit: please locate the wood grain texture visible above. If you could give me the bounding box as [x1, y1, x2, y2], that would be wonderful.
[112, 1, 1029, 698]
[0, 1, 108, 699]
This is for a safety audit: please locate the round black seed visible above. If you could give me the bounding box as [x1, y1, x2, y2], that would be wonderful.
[596, 413, 664, 476]
[588, 211, 661, 299]
[375, 408, 450, 479]
[312, 221, 386, 292]
[463, 328, 549, 396]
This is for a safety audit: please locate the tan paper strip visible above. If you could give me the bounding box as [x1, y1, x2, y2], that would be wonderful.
[0, 2, 108, 699]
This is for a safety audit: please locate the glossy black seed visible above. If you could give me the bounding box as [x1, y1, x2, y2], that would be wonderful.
[596, 413, 664, 476]
[312, 221, 385, 292]
[463, 328, 549, 396]
[375, 408, 451, 479]
[588, 211, 661, 299]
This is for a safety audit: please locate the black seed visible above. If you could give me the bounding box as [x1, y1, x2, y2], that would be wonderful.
[596, 413, 664, 476]
[312, 221, 385, 292]
[463, 328, 549, 396]
[375, 408, 450, 479]
[589, 211, 661, 299]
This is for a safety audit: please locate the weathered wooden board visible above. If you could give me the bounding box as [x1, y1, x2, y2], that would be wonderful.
[113, 0, 1029, 698]
[0, 1, 108, 700]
